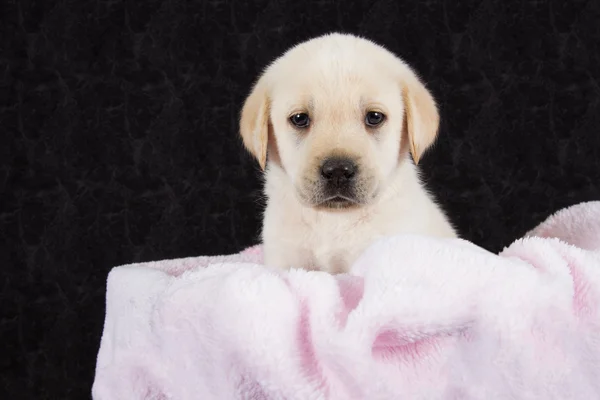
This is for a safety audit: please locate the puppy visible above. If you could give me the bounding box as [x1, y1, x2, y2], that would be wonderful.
[240, 33, 457, 273]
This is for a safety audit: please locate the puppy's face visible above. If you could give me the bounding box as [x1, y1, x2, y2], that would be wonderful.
[268, 67, 403, 209]
[240, 34, 439, 209]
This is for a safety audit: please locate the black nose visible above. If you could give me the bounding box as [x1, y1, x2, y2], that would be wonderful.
[320, 158, 357, 184]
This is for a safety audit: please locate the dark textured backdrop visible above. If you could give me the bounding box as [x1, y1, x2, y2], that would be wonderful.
[2, 0, 600, 398]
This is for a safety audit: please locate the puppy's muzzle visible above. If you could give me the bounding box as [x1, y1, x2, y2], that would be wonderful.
[318, 157, 361, 207]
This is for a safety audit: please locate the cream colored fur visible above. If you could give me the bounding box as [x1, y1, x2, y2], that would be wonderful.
[240, 33, 456, 273]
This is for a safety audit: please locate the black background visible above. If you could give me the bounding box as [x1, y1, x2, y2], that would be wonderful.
[3, 0, 600, 398]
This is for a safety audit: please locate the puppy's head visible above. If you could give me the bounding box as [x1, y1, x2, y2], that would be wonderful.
[240, 33, 439, 209]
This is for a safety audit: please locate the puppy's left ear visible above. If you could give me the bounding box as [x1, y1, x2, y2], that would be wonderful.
[240, 76, 270, 170]
[401, 71, 440, 165]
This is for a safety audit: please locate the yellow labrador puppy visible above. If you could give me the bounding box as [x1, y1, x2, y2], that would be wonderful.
[240, 33, 456, 273]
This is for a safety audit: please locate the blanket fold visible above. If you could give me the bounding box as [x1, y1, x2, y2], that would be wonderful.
[93, 201, 600, 400]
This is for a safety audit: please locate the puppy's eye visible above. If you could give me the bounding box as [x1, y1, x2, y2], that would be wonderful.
[290, 113, 310, 128]
[365, 111, 385, 127]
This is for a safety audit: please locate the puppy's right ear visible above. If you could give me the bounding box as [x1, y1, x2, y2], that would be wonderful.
[240, 76, 270, 170]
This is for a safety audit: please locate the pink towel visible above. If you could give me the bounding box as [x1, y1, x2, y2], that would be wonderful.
[92, 201, 600, 399]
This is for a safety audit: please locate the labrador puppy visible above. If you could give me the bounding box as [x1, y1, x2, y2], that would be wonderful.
[240, 33, 457, 273]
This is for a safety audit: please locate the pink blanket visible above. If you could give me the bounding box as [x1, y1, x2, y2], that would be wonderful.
[92, 201, 600, 399]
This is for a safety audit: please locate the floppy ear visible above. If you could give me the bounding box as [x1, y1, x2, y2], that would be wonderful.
[240, 76, 270, 170]
[401, 72, 440, 165]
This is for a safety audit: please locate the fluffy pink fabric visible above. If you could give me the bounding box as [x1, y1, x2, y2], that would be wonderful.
[93, 201, 600, 399]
